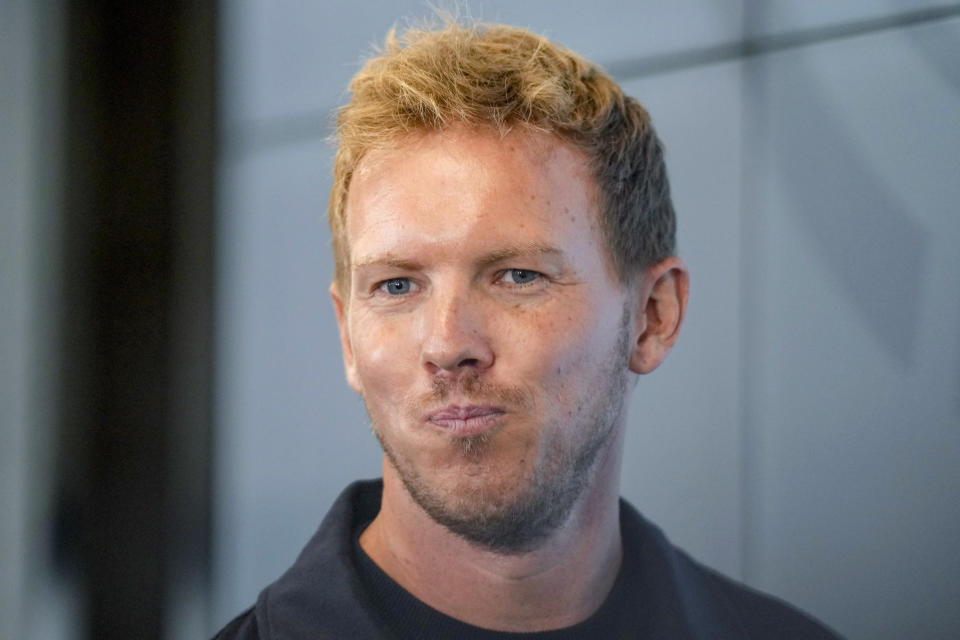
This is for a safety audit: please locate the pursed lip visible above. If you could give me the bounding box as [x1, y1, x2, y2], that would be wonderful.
[426, 405, 505, 437]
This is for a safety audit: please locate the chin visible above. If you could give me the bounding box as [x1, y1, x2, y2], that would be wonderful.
[382, 426, 602, 554]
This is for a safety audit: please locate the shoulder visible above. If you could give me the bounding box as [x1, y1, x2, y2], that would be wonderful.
[688, 556, 844, 639]
[619, 499, 844, 639]
[210, 480, 388, 640]
[211, 607, 260, 640]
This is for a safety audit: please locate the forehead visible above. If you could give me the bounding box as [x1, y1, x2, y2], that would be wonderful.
[344, 126, 601, 254]
[352, 126, 590, 192]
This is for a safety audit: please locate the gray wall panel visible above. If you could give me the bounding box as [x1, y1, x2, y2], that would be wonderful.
[743, 16, 960, 639]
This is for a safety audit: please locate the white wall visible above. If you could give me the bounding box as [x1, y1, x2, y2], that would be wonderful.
[213, 3, 960, 637]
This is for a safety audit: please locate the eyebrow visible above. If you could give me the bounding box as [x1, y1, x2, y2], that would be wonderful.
[352, 242, 567, 272]
[352, 255, 422, 270]
[473, 242, 566, 268]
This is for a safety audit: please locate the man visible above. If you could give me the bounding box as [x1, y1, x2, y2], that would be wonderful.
[216, 20, 841, 639]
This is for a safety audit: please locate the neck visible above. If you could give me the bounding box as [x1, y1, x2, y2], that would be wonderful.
[359, 427, 625, 633]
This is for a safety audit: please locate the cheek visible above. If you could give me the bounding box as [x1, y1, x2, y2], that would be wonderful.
[349, 315, 416, 401]
[506, 308, 600, 392]
[532, 302, 623, 399]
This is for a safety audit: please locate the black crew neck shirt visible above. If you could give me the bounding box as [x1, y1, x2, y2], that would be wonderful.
[213, 480, 843, 639]
[352, 515, 651, 639]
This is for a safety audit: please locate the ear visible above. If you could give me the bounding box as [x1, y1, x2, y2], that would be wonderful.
[330, 282, 363, 393]
[629, 257, 690, 375]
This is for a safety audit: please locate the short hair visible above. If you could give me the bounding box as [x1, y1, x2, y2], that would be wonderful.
[330, 20, 675, 291]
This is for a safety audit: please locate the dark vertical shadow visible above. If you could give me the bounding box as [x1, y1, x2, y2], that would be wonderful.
[768, 65, 929, 368]
[57, 3, 217, 639]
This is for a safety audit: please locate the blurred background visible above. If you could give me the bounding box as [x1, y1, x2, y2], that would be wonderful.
[3, 1, 959, 638]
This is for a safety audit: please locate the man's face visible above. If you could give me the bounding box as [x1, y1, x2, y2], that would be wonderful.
[333, 126, 634, 552]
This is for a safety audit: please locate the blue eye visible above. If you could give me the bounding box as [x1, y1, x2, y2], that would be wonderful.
[381, 278, 412, 295]
[503, 269, 540, 285]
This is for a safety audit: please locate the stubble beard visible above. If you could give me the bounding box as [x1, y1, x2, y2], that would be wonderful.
[369, 308, 632, 555]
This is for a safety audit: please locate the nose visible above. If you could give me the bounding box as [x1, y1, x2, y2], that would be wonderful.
[420, 286, 494, 378]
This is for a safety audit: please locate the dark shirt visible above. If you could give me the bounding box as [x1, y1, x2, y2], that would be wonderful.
[214, 479, 842, 639]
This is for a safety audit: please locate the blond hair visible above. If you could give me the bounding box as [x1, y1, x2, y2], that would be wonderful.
[330, 21, 675, 291]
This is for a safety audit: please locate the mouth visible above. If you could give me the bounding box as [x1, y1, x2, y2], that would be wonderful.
[426, 405, 506, 438]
